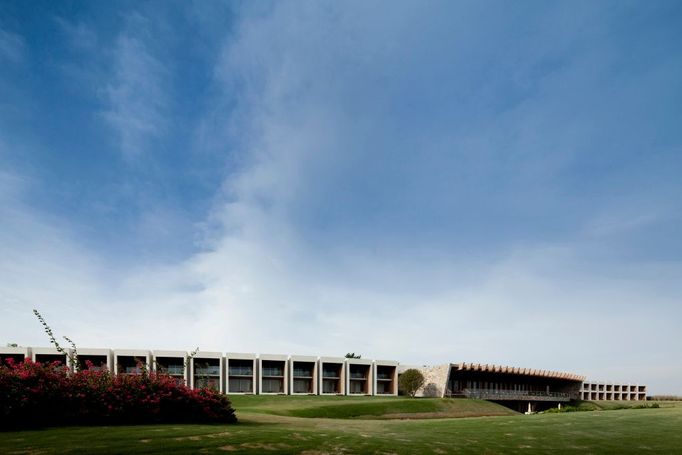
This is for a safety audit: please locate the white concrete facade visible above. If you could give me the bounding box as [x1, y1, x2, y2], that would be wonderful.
[152, 350, 188, 384]
[114, 349, 152, 375]
[0, 346, 30, 366]
[346, 358, 373, 395]
[190, 351, 224, 393]
[226, 352, 256, 394]
[373, 360, 399, 396]
[259, 354, 288, 395]
[580, 382, 647, 401]
[2, 347, 407, 396]
[290, 355, 318, 395]
[319, 357, 346, 395]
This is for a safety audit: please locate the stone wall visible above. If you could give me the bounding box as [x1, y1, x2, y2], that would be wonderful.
[405, 364, 450, 397]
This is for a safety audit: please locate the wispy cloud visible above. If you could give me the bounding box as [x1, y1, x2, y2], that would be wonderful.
[54, 17, 97, 50]
[0, 28, 25, 63]
[102, 12, 169, 160]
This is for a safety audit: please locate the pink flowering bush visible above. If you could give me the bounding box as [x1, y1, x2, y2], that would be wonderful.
[0, 358, 237, 428]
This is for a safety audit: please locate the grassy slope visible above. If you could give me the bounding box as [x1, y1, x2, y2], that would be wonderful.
[2, 398, 681, 454]
[229, 395, 517, 419]
[583, 399, 682, 410]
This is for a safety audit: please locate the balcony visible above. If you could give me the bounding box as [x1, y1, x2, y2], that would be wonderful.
[293, 378, 313, 394]
[194, 366, 220, 376]
[322, 379, 341, 394]
[194, 377, 220, 391]
[375, 382, 393, 394]
[123, 366, 143, 374]
[229, 377, 254, 393]
[349, 381, 368, 394]
[322, 369, 341, 378]
[229, 367, 253, 376]
[162, 365, 184, 375]
[262, 368, 284, 377]
[261, 378, 284, 393]
[293, 369, 313, 378]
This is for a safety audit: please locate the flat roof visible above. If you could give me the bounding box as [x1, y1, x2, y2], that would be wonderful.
[0, 347, 30, 355]
[290, 355, 318, 362]
[346, 358, 373, 365]
[226, 352, 257, 359]
[153, 350, 188, 357]
[192, 351, 222, 359]
[78, 348, 112, 356]
[114, 349, 151, 357]
[259, 354, 288, 361]
[452, 362, 585, 382]
[31, 348, 72, 356]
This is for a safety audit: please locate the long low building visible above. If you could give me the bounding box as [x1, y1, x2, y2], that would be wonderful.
[1, 347, 647, 402]
[580, 381, 647, 401]
[400, 362, 647, 410]
[0, 347, 398, 397]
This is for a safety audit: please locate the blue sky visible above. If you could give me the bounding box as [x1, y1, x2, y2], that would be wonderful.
[1, 1, 681, 393]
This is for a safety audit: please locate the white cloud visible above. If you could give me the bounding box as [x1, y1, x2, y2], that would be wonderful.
[0, 28, 25, 63]
[55, 17, 97, 50]
[102, 12, 169, 160]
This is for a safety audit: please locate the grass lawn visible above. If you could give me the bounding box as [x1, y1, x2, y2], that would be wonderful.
[228, 395, 517, 419]
[1, 397, 681, 454]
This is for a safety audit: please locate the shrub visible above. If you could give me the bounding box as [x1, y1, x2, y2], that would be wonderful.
[544, 405, 583, 413]
[398, 369, 425, 397]
[0, 358, 237, 428]
[648, 395, 681, 401]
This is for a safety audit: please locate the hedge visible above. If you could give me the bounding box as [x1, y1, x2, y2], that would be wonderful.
[0, 358, 237, 428]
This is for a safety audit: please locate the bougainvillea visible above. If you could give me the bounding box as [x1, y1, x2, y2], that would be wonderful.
[0, 358, 237, 428]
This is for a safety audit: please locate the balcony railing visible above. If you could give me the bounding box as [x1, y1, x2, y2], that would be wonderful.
[293, 369, 313, 377]
[161, 365, 184, 375]
[456, 389, 572, 402]
[194, 366, 220, 376]
[262, 368, 284, 377]
[376, 373, 393, 380]
[349, 372, 367, 379]
[229, 367, 253, 376]
[322, 370, 340, 378]
[123, 366, 143, 374]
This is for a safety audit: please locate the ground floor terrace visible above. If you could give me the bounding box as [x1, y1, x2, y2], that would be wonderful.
[447, 363, 584, 401]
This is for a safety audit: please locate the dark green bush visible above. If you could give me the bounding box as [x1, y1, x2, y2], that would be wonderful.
[1, 358, 237, 429]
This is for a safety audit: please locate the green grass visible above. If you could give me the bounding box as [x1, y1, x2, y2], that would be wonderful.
[229, 395, 517, 419]
[2, 397, 681, 454]
[585, 399, 682, 410]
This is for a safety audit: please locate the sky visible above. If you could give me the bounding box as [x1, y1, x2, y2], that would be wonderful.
[1, 1, 681, 394]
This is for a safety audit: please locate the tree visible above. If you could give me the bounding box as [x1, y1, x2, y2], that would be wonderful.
[345, 353, 361, 359]
[399, 369, 425, 397]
